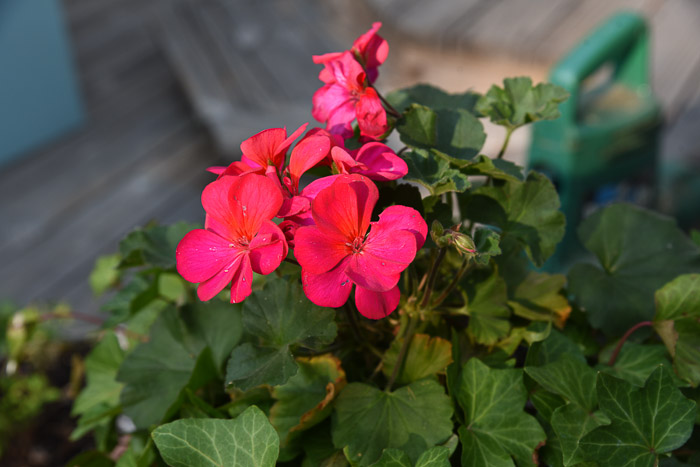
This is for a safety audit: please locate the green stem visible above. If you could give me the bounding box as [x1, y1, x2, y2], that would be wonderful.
[385, 315, 418, 391]
[420, 248, 446, 308]
[497, 127, 514, 159]
[432, 259, 472, 307]
[344, 302, 363, 342]
[607, 320, 654, 366]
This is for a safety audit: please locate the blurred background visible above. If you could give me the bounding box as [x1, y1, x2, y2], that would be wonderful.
[1, 0, 700, 327]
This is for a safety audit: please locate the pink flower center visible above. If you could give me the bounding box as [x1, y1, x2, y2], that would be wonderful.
[347, 236, 364, 254]
[229, 237, 250, 248]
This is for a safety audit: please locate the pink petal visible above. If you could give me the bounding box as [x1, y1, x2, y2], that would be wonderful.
[228, 174, 283, 240]
[312, 84, 355, 127]
[356, 88, 388, 140]
[248, 220, 287, 275]
[196, 252, 244, 301]
[345, 255, 400, 292]
[300, 174, 343, 201]
[288, 135, 331, 193]
[240, 128, 288, 169]
[230, 254, 253, 303]
[352, 22, 389, 71]
[277, 195, 310, 218]
[354, 285, 400, 319]
[176, 229, 239, 283]
[353, 142, 408, 181]
[276, 123, 308, 157]
[359, 225, 417, 274]
[201, 177, 239, 239]
[331, 146, 367, 174]
[377, 205, 428, 250]
[302, 258, 353, 308]
[311, 175, 378, 239]
[207, 166, 225, 175]
[294, 225, 349, 275]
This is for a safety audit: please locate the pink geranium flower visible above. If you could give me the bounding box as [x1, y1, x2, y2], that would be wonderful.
[176, 173, 288, 303]
[294, 175, 427, 319]
[330, 142, 408, 182]
[312, 51, 389, 140]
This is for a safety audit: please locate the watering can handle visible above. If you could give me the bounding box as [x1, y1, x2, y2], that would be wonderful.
[550, 12, 650, 122]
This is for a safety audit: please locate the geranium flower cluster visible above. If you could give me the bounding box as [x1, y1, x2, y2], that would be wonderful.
[176, 24, 426, 319]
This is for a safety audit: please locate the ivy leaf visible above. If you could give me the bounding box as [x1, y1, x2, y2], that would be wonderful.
[71, 332, 124, 440]
[118, 302, 243, 428]
[599, 342, 675, 387]
[397, 105, 486, 163]
[415, 446, 451, 467]
[525, 329, 586, 367]
[332, 380, 454, 466]
[579, 366, 696, 466]
[382, 334, 453, 385]
[569, 205, 700, 336]
[476, 77, 568, 129]
[119, 222, 198, 269]
[463, 172, 565, 267]
[226, 279, 336, 391]
[152, 406, 279, 467]
[270, 355, 346, 446]
[550, 404, 609, 467]
[401, 149, 470, 196]
[387, 84, 480, 114]
[460, 154, 524, 180]
[371, 449, 411, 467]
[457, 359, 546, 466]
[525, 354, 597, 411]
[508, 272, 571, 328]
[460, 269, 511, 346]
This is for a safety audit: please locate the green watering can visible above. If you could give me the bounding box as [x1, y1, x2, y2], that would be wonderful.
[528, 12, 662, 268]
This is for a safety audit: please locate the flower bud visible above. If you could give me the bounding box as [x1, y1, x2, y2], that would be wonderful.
[452, 232, 477, 257]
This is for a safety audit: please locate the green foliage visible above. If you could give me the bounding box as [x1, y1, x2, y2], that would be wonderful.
[119, 222, 198, 269]
[460, 269, 511, 346]
[118, 301, 242, 428]
[579, 366, 696, 466]
[152, 406, 279, 467]
[401, 149, 470, 196]
[89, 254, 122, 296]
[387, 83, 480, 114]
[476, 77, 569, 130]
[382, 334, 452, 385]
[569, 205, 700, 335]
[332, 380, 454, 465]
[463, 172, 566, 267]
[654, 274, 700, 386]
[456, 359, 546, 466]
[226, 278, 336, 391]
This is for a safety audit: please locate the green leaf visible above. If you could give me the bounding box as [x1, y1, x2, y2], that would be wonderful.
[550, 404, 609, 467]
[371, 449, 411, 467]
[152, 406, 279, 467]
[579, 366, 696, 466]
[525, 329, 586, 367]
[118, 302, 243, 428]
[473, 227, 502, 265]
[415, 446, 451, 467]
[461, 269, 511, 346]
[599, 342, 674, 387]
[119, 222, 198, 269]
[397, 105, 486, 163]
[89, 254, 122, 297]
[226, 279, 337, 391]
[387, 84, 480, 114]
[401, 149, 470, 196]
[476, 77, 568, 129]
[463, 172, 565, 267]
[270, 355, 346, 445]
[525, 354, 597, 411]
[508, 272, 571, 328]
[569, 205, 700, 336]
[457, 359, 545, 466]
[242, 278, 336, 349]
[655, 274, 700, 322]
[653, 274, 700, 387]
[382, 334, 453, 385]
[71, 332, 125, 439]
[101, 275, 159, 326]
[460, 154, 524, 180]
[332, 380, 454, 466]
